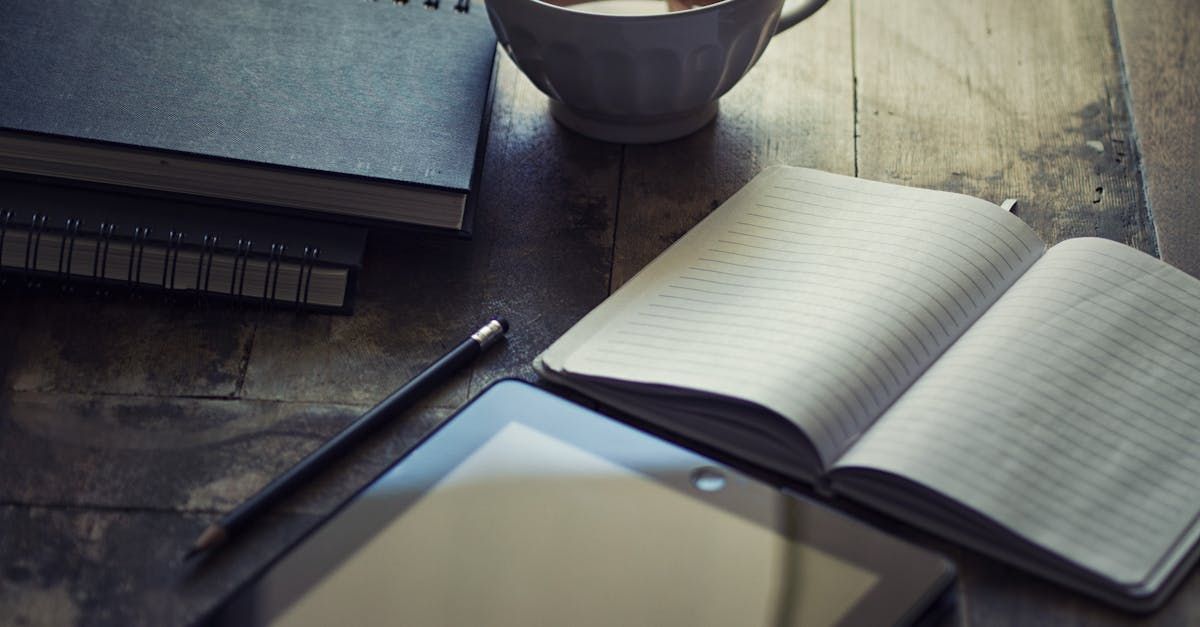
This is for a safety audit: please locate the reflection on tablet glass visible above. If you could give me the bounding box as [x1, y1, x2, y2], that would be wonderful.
[272, 422, 878, 627]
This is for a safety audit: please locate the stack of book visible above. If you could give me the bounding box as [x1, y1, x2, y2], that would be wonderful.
[0, 0, 497, 311]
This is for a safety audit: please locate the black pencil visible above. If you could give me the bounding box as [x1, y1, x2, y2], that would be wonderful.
[184, 318, 509, 559]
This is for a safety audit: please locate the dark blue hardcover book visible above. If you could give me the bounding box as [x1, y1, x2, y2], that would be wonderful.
[0, 0, 497, 234]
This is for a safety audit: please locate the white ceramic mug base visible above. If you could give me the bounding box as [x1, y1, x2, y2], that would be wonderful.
[548, 100, 720, 144]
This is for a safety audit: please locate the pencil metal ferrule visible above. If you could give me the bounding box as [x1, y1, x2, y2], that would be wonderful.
[471, 319, 507, 349]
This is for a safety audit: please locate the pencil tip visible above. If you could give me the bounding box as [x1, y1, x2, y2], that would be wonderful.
[184, 524, 228, 560]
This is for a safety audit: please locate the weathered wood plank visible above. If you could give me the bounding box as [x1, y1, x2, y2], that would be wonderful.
[0, 504, 318, 627]
[0, 391, 448, 515]
[0, 292, 253, 397]
[820, 489, 1200, 626]
[1114, 0, 1200, 277]
[464, 55, 622, 393]
[610, 0, 856, 289]
[0, 51, 623, 627]
[958, 548, 1200, 626]
[854, 2, 1175, 623]
[242, 55, 620, 405]
[238, 229, 484, 407]
[856, 0, 1154, 251]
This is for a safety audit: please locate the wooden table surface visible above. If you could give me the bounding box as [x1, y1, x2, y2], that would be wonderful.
[2, 0, 1198, 625]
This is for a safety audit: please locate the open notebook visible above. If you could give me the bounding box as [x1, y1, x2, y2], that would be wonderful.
[535, 166, 1200, 611]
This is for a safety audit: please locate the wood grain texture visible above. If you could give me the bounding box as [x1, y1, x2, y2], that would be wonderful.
[855, 0, 1154, 251]
[959, 548, 1200, 627]
[853, 1, 1184, 623]
[463, 55, 621, 393]
[0, 55, 622, 627]
[239, 228, 484, 407]
[1114, 0, 1200, 277]
[0, 391, 454, 514]
[0, 504, 319, 627]
[609, 0, 855, 289]
[0, 291, 254, 397]
[2, 0, 1199, 624]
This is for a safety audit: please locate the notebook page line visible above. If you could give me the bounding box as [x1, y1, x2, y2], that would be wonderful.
[563, 167, 1044, 465]
[838, 238, 1200, 586]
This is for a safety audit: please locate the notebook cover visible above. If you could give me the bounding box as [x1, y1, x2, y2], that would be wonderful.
[0, 0, 496, 207]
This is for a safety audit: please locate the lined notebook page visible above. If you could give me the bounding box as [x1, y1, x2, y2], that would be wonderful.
[541, 166, 1044, 466]
[837, 237, 1200, 585]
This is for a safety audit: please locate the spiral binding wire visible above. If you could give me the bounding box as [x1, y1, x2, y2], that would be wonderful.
[265, 243, 285, 306]
[197, 234, 215, 294]
[0, 210, 10, 286]
[95, 222, 115, 295]
[0, 211, 335, 310]
[162, 230, 184, 292]
[61, 218, 81, 292]
[128, 226, 149, 288]
[296, 246, 321, 310]
[229, 238, 250, 296]
[25, 213, 47, 286]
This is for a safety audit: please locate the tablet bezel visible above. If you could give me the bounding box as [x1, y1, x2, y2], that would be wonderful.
[203, 379, 954, 626]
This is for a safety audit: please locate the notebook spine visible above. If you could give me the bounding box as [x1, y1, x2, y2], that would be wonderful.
[0, 209, 343, 312]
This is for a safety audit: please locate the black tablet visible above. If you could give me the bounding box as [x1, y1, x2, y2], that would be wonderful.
[206, 380, 954, 626]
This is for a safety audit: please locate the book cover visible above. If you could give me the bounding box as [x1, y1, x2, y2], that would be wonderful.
[0, 0, 497, 232]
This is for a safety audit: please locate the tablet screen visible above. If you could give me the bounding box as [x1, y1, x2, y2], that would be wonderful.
[271, 421, 878, 627]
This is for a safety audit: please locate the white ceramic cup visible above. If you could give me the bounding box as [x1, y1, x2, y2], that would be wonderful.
[484, 0, 828, 143]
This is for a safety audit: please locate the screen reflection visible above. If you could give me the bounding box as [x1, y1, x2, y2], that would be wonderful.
[272, 422, 877, 627]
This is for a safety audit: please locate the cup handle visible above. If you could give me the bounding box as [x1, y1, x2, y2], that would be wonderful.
[775, 0, 829, 33]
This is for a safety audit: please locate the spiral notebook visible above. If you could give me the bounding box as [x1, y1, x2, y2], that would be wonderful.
[0, 178, 367, 313]
[0, 0, 497, 234]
